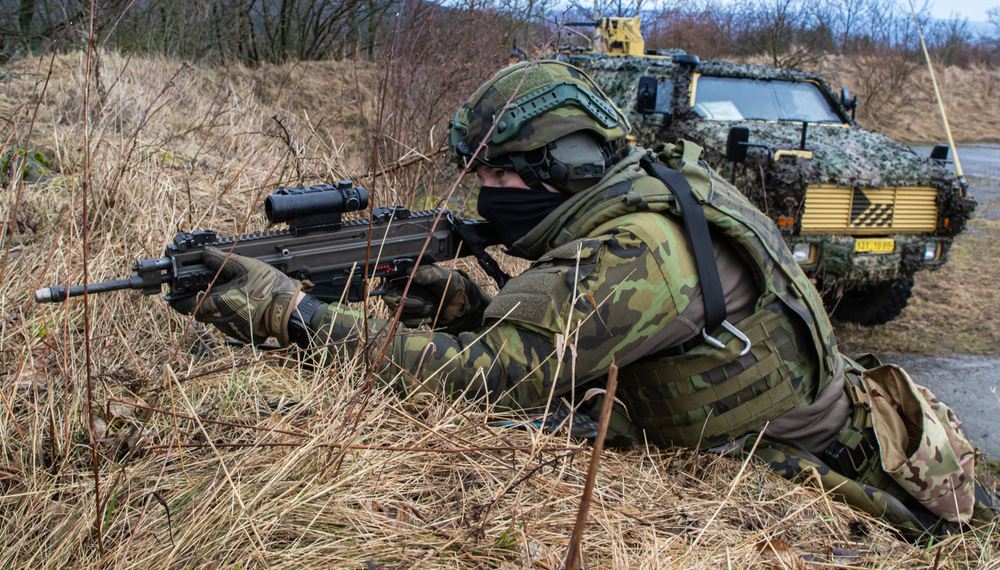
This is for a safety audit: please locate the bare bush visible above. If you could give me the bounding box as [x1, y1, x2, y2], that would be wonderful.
[846, 50, 920, 128]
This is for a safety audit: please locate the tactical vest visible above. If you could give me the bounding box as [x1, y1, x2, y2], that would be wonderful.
[562, 142, 840, 448]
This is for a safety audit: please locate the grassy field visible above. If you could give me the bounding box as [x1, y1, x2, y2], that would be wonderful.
[1, 51, 998, 569]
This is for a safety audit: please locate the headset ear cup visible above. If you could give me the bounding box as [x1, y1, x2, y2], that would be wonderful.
[549, 161, 568, 185]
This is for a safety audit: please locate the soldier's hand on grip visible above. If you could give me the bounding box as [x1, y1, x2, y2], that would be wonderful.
[382, 265, 477, 329]
[169, 246, 301, 345]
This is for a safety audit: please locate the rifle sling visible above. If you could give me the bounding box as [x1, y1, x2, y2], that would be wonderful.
[639, 157, 727, 336]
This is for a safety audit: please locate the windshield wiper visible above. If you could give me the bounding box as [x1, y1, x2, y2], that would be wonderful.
[778, 118, 842, 124]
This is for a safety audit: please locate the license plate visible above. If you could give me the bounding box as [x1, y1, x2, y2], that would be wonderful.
[855, 238, 895, 253]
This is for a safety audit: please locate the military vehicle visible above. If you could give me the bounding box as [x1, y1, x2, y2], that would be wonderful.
[551, 17, 975, 325]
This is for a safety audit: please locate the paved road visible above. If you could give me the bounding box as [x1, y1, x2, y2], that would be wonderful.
[910, 143, 1000, 183]
[911, 144, 1000, 219]
[882, 356, 1000, 459]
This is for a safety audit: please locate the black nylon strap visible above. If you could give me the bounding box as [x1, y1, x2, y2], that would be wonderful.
[640, 157, 727, 335]
[510, 154, 549, 193]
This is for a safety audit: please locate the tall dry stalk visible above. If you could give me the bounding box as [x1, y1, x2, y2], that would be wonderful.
[81, 21, 104, 554]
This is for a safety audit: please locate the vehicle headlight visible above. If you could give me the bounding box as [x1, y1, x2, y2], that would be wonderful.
[792, 243, 814, 264]
[924, 242, 940, 261]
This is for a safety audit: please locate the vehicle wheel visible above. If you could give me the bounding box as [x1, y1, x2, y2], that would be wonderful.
[830, 277, 915, 326]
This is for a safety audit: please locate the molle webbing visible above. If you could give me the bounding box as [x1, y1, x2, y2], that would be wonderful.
[617, 300, 818, 448]
[831, 358, 913, 504]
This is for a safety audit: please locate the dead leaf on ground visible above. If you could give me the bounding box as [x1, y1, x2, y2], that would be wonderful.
[385, 506, 409, 526]
[108, 396, 145, 420]
[92, 417, 108, 440]
[15, 364, 47, 392]
[756, 539, 808, 570]
[109, 426, 149, 455]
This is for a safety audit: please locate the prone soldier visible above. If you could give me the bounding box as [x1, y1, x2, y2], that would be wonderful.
[170, 61, 998, 535]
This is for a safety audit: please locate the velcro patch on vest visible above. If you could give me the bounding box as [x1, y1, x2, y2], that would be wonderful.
[484, 237, 607, 332]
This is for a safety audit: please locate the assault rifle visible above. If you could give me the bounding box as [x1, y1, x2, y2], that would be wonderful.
[34, 181, 510, 305]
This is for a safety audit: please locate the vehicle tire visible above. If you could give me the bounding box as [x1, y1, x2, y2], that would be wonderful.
[830, 277, 915, 326]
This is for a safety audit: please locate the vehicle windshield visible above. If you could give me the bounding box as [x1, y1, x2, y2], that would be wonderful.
[693, 76, 844, 123]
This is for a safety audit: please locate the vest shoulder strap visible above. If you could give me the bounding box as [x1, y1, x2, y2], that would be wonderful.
[639, 156, 727, 335]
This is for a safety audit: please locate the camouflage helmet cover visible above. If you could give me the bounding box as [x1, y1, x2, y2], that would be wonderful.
[449, 61, 630, 166]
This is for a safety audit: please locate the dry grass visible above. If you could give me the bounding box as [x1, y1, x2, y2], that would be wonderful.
[809, 55, 1000, 144]
[1, 50, 998, 569]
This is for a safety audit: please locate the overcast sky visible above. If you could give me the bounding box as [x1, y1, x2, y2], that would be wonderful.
[922, 0, 993, 22]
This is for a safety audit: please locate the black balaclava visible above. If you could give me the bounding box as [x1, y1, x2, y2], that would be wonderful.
[477, 186, 571, 248]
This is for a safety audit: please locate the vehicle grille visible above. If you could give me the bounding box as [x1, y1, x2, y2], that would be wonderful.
[800, 185, 938, 234]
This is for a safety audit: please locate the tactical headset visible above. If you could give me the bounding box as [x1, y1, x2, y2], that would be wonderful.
[474, 131, 615, 195]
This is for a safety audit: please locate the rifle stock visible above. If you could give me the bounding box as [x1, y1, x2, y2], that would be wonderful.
[34, 181, 510, 305]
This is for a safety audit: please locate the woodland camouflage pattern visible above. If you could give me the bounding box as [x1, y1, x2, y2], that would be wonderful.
[303, 143, 997, 530]
[754, 438, 936, 533]
[311, 144, 837, 443]
[755, 434, 998, 533]
[381, 265, 489, 333]
[449, 61, 629, 164]
[555, 53, 977, 290]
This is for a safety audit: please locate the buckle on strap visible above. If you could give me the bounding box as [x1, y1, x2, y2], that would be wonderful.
[701, 320, 752, 356]
[822, 427, 876, 480]
[847, 384, 870, 408]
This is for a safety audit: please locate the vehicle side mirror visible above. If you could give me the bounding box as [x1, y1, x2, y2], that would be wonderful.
[930, 144, 949, 160]
[726, 127, 750, 163]
[637, 76, 657, 114]
[840, 86, 858, 120]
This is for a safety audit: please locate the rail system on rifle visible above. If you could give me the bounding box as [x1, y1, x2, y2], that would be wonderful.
[35, 181, 510, 305]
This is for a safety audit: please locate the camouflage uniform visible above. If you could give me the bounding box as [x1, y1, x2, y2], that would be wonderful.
[177, 61, 997, 535]
[307, 141, 997, 534]
[311, 137, 842, 447]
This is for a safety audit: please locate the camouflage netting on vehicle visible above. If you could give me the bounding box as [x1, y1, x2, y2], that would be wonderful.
[555, 54, 678, 119]
[675, 121, 975, 236]
[553, 51, 979, 296]
[680, 122, 938, 187]
[689, 121, 975, 241]
[560, 53, 976, 244]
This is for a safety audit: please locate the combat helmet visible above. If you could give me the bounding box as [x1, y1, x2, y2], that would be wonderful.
[448, 60, 631, 193]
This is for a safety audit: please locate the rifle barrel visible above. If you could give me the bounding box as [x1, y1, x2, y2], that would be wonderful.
[36, 277, 146, 303]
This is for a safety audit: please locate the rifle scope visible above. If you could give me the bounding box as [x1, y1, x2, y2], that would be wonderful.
[265, 181, 368, 224]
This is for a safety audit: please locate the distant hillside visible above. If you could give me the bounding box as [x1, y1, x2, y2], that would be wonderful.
[810, 55, 1000, 144]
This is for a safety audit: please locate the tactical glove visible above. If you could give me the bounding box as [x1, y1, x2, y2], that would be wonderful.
[169, 246, 302, 346]
[381, 265, 487, 332]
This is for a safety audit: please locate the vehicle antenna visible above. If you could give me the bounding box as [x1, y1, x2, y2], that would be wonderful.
[906, 0, 966, 191]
